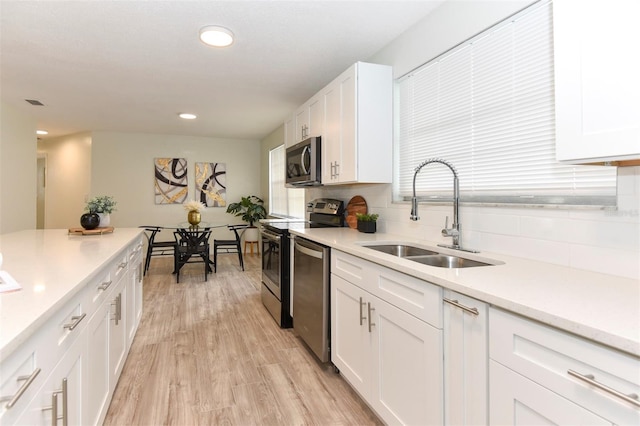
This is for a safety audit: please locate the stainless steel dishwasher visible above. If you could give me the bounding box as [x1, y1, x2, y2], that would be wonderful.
[293, 236, 330, 363]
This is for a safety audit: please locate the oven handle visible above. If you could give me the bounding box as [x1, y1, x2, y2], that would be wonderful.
[294, 241, 324, 260]
[260, 229, 281, 242]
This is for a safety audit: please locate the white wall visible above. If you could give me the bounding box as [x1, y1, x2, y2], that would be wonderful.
[37, 132, 92, 229]
[91, 131, 262, 240]
[0, 101, 37, 233]
[310, 0, 640, 280]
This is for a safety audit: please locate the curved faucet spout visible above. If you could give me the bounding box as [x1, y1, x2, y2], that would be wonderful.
[410, 158, 460, 247]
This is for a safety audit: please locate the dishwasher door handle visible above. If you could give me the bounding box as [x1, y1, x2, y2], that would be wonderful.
[294, 242, 324, 259]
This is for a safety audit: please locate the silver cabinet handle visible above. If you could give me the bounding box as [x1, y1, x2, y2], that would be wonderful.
[111, 293, 121, 325]
[443, 298, 479, 316]
[42, 377, 66, 426]
[98, 280, 112, 291]
[117, 262, 128, 271]
[567, 369, 640, 407]
[367, 302, 375, 333]
[359, 297, 366, 326]
[63, 313, 86, 331]
[1, 367, 41, 409]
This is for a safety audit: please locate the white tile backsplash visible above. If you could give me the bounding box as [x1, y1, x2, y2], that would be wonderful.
[309, 166, 640, 279]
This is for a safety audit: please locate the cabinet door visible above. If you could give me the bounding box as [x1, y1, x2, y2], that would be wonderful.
[16, 341, 84, 426]
[490, 361, 611, 425]
[85, 303, 110, 426]
[330, 274, 370, 398]
[323, 81, 341, 183]
[307, 96, 323, 139]
[337, 69, 357, 183]
[109, 286, 127, 394]
[295, 106, 309, 142]
[284, 115, 296, 148]
[126, 254, 142, 348]
[554, 0, 640, 162]
[443, 291, 488, 425]
[370, 295, 443, 426]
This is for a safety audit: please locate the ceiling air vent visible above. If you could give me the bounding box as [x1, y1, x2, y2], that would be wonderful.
[25, 99, 44, 106]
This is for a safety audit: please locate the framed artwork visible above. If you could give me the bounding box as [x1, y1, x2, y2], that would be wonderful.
[154, 158, 188, 204]
[195, 162, 226, 207]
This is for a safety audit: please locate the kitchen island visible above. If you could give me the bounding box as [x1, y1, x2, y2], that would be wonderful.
[0, 228, 144, 425]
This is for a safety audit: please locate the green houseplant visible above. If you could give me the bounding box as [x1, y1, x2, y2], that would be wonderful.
[226, 195, 267, 227]
[85, 195, 117, 227]
[356, 212, 378, 234]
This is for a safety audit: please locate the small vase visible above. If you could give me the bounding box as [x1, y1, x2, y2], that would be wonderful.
[357, 220, 376, 234]
[80, 213, 100, 230]
[97, 213, 111, 228]
[188, 210, 201, 226]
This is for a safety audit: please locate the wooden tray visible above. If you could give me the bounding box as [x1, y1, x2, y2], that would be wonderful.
[68, 227, 114, 235]
[345, 196, 368, 229]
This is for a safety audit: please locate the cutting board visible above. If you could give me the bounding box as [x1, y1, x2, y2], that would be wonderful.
[345, 196, 368, 229]
[68, 227, 114, 235]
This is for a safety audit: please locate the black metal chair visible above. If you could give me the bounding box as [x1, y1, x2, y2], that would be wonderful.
[173, 228, 212, 283]
[213, 225, 247, 272]
[139, 226, 176, 275]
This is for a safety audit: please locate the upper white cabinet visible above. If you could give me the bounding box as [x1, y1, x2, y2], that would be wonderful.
[322, 62, 392, 184]
[554, 0, 640, 163]
[285, 95, 324, 148]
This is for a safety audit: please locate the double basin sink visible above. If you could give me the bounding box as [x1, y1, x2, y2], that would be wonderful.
[363, 244, 500, 268]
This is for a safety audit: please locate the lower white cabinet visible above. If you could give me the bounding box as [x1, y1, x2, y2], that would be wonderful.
[331, 250, 443, 425]
[85, 298, 110, 426]
[126, 244, 143, 348]
[443, 291, 488, 425]
[489, 308, 640, 425]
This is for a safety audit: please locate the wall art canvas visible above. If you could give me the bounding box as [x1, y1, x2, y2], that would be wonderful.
[195, 162, 226, 207]
[154, 158, 188, 204]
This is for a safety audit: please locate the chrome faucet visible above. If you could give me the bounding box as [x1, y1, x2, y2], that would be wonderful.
[410, 158, 477, 252]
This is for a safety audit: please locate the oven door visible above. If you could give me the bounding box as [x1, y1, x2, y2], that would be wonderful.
[260, 227, 282, 299]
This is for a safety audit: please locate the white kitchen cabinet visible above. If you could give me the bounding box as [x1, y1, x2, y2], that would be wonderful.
[14, 339, 84, 426]
[554, 0, 640, 163]
[285, 95, 323, 148]
[85, 298, 110, 426]
[322, 62, 392, 184]
[331, 250, 443, 425]
[284, 115, 295, 148]
[126, 241, 143, 348]
[489, 308, 640, 425]
[490, 360, 611, 425]
[443, 291, 488, 426]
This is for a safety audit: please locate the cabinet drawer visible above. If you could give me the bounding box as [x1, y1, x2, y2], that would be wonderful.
[490, 308, 640, 425]
[0, 344, 43, 423]
[332, 250, 442, 328]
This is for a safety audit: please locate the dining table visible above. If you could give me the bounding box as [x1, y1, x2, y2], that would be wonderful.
[160, 222, 228, 274]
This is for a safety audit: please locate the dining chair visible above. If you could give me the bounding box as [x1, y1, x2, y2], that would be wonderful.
[139, 226, 177, 275]
[213, 224, 248, 272]
[173, 228, 212, 283]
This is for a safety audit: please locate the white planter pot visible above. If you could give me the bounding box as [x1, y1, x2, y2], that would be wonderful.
[244, 227, 259, 242]
[98, 213, 111, 227]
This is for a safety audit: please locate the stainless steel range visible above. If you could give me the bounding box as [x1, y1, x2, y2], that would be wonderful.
[259, 199, 344, 329]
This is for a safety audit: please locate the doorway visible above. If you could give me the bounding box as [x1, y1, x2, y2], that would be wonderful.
[37, 155, 46, 229]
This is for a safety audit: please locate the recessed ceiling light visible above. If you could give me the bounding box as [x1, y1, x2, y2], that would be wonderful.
[36, 130, 48, 135]
[199, 26, 234, 47]
[179, 113, 197, 120]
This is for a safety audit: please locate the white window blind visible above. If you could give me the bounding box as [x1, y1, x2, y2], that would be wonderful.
[269, 145, 305, 218]
[395, 0, 617, 206]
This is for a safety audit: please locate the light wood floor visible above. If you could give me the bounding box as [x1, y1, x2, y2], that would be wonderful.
[104, 253, 382, 426]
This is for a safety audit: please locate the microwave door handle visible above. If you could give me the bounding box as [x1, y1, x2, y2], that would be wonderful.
[300, 145, 311, 175]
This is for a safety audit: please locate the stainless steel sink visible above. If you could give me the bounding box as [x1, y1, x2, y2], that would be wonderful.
[409, 255, 492, 268]
[366, 244, 439, 257]
[363, 244, 496, 268]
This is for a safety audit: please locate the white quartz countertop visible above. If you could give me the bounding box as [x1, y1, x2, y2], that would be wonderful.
[290, 227, 640, 358]
[0, 228, 143, 361]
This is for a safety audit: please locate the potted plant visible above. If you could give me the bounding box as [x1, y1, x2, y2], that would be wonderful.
[356, 212, 378, 233]
[226, 195, 267, 245]
[86, 195, 117, 227]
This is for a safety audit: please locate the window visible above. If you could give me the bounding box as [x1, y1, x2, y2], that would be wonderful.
[269, 145, 305, 218]
[395, 0, 616, 207]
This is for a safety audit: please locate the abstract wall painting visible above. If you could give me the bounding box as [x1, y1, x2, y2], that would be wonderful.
[154, 158, 188, 204]
[195, 162, 227, 207]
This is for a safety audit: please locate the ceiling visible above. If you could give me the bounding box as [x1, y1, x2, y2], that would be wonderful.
[1, 0, 443, 141]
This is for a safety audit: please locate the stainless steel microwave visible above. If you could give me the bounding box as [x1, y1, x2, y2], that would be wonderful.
[285, 137, 322, 186]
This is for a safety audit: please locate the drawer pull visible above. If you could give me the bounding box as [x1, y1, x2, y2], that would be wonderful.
[1, 367, 41, 409]
[98, 280, 113, 291]
[568, 369, 640, 408]
[63, 313, 86, 331]
[367, 302, 376, 333]
[443, 298, 479, 316]
[359, 297, 366, 326]
[117, 262, 128, 271]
